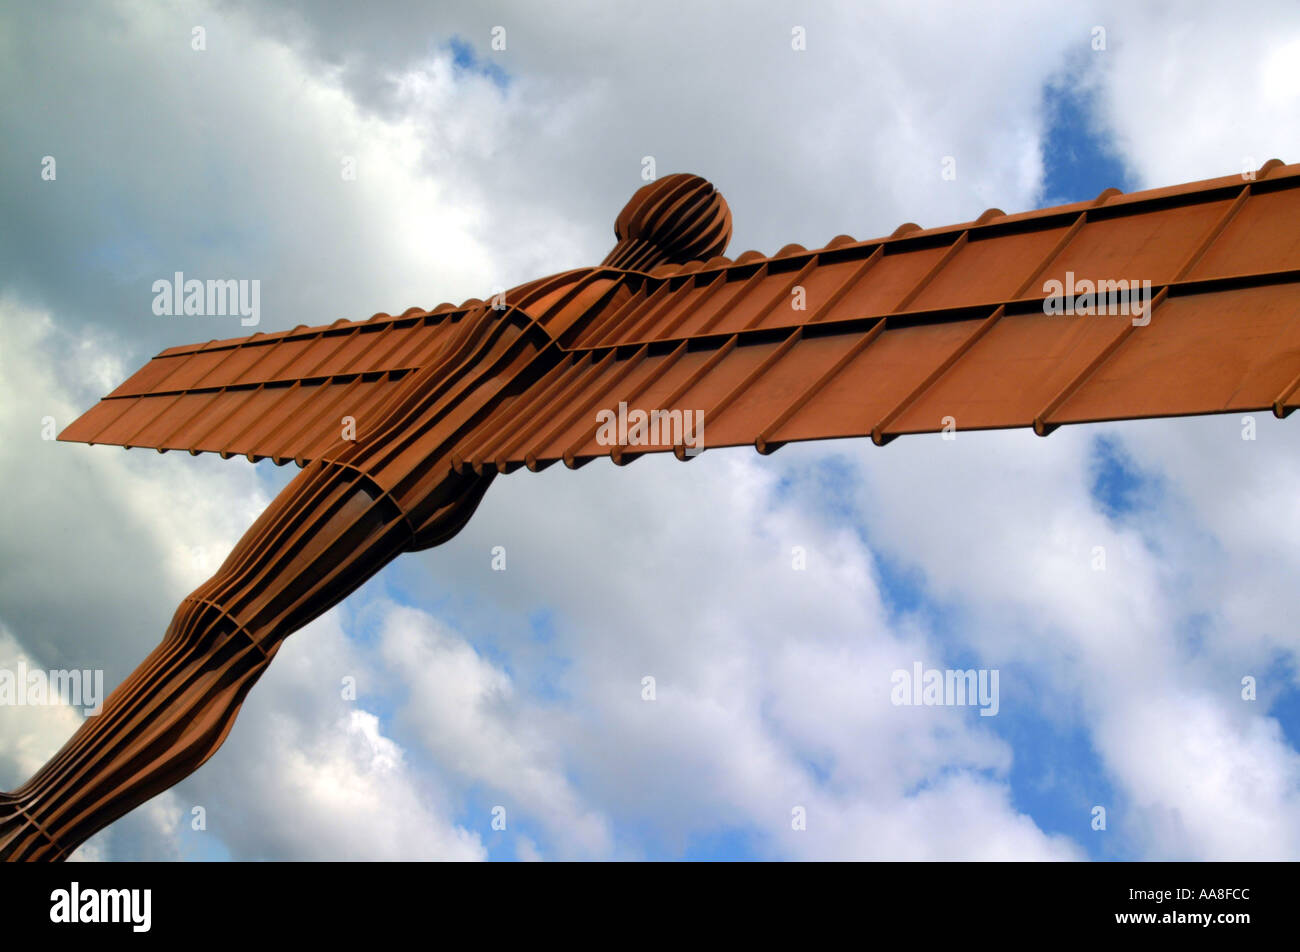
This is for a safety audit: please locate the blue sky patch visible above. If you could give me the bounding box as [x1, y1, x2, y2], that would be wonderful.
[1088, 433, 1152, 519]
[1040, 75, 1133, 205]
[448, 36, 510, 90]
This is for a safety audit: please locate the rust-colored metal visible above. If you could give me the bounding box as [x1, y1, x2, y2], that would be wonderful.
[5, 164, 1299, 859]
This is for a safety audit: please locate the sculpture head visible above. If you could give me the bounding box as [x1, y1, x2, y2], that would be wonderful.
[603, 173, 732, 270]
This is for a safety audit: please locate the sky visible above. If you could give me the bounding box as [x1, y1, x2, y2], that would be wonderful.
[1, 0, 1299, 861]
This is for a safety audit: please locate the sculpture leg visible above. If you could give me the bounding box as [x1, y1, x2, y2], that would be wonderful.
[0, 455, 490, 860]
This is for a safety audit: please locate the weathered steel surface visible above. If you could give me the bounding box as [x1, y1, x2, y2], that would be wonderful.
[6, 164, 1297, 860]
[61, 163, 1300, 467]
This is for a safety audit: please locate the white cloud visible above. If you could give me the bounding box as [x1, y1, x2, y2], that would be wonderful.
[412, 451, 1079, 859]
[378, 604, 612, 857]
[1087, 1, 1300, 186]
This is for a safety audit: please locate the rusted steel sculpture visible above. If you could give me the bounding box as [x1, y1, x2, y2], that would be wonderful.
[4, 164, 1300, 860]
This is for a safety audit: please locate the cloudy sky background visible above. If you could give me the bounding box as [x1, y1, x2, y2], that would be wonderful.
[2, 0, 1299, 860]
